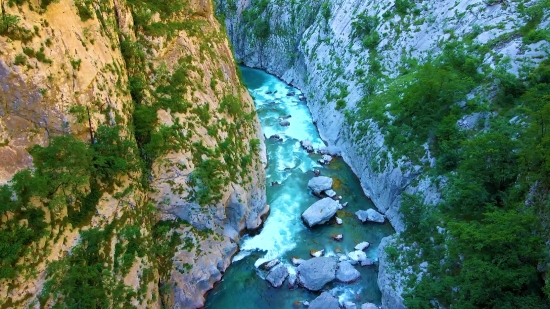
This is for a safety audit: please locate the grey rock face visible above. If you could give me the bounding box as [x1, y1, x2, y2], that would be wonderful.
[307, 176, 333, 196]
[309, 291, 340, 309]
[302, 198, 339, 227]
[266, 265, 289, 288]
[355, 208, 385, 223]
[378, 236, 406, 309]
[336, 261, 360, 283]
[297, 257, 337, 291]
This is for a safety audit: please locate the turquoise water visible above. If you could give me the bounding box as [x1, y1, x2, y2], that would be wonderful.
[204, 67, 395, 308]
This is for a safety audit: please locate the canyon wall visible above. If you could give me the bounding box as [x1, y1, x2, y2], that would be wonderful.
[0, 0, 266, 307]
[217, 0, 550, 307]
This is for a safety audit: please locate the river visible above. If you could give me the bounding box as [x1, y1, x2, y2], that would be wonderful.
[204, 67, 394, 308]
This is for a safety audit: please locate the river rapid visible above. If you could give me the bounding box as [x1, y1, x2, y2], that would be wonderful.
[204, 67, 394, 308]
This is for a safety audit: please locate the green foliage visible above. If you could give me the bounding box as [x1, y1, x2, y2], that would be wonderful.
[188, 159, 226, 205]
[0, 13, 33, 42]
[13, 53, 26, 65]
[74, 0, 94, 21]
[320, 1, 331, 22]
[219, 94, 243, 116]
[395, 0, 412, 15]
[399, 60, 550, 308]
[351, 13, 379, 50]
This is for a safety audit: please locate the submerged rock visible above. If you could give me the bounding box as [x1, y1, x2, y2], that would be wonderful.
[288, 273, 297, 289]
[302, 198, 339, 227]
[292, 257, 306, 266]
[297, 257, 337, 291]
[336, 261, 360, 283]
[355, 208, 385, 223]
[280, 120, 290, 127]
[309, 291, 340, 309]
[266, 265, 289, 288]
[355, 241, 370, 251]
[286, 91, 295, 96]
[269, 134, 283, 141]
[307, 176, 333, 196]
[299, 94, 307, 101]
[361, 258, 375, 266]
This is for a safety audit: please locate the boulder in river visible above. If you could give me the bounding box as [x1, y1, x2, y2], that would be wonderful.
[336, 261, 360, 283]
[301, 140, 314, 153]
[355, 242, 370, 251]
[325, 189, 337, 198]
[332, 234, 343, 241]
[269, 134, 283, 142]
[280, 114, 292, 119]
[310, 249, 324, 257]
[265, 265, 289, 288]
[307, 176, 333, 196]
[297, 257, 337, 291]
[318, 154, 333, 165]
[309, 291, 340, 309]
[335, 217, 343, 225]
[286, 91, 295, 96]
[361, 258, 375, 266]
[279, 120, 290, 127]
[302, 198, 339, 227]
[361, 303, 379, 309]
[348, 250, 368, 265]
[259, 259, 280, 271]
[355, 208, 385, 223]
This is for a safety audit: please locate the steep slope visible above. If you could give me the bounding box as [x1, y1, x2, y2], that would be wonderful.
[217, 0, 550, 307]
[0, 0, 266, 308]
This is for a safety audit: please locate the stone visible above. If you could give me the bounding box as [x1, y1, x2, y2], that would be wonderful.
[332, 234, 343, 241]
[361, 303, 379, 309]
[280, 114, 292, 119]
[266, 91, 273, 94]
[355, 208, 385, 223]
[266, 265, 289, 288]
[288, 273, 297, 289]
[354, 242, 370, 251]
[309, 291, 340, 309]
[259, 259, 280, 271]
[280, 120, 290, 126]
[297, 257, 337, 291]
[286, 91, 295, 96]
[335, 217, 343, 225]
[269, 134, 283, 141]
[301, 140, 314, 153]
[310, 249, 324, 257]
[292, 257, 306, 266]
[307, 176, 333, 196]
[342, 202, 349, 207]
[348, 250, 367, 265]
[325, 189, 337, 198]
[318, 154, 332, 165]
[336, 261, 360, 283]
[302, 198, 339, 227]
[299, 94, 307, 101]
[303, 301, 310, 307]
[314, 169, 321, 176]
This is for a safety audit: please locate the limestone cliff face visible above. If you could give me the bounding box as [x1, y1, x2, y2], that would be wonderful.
[0, 0, 266, 307]
[218, 0, 549, 307]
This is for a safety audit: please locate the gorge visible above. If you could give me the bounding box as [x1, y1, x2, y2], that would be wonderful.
[1, 0, 550, 308]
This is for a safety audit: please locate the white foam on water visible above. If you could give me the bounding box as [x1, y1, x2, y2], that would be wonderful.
[331, 286, 364, 304]
[232, 251, 252, 262]
[239, 193, 305, 268]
